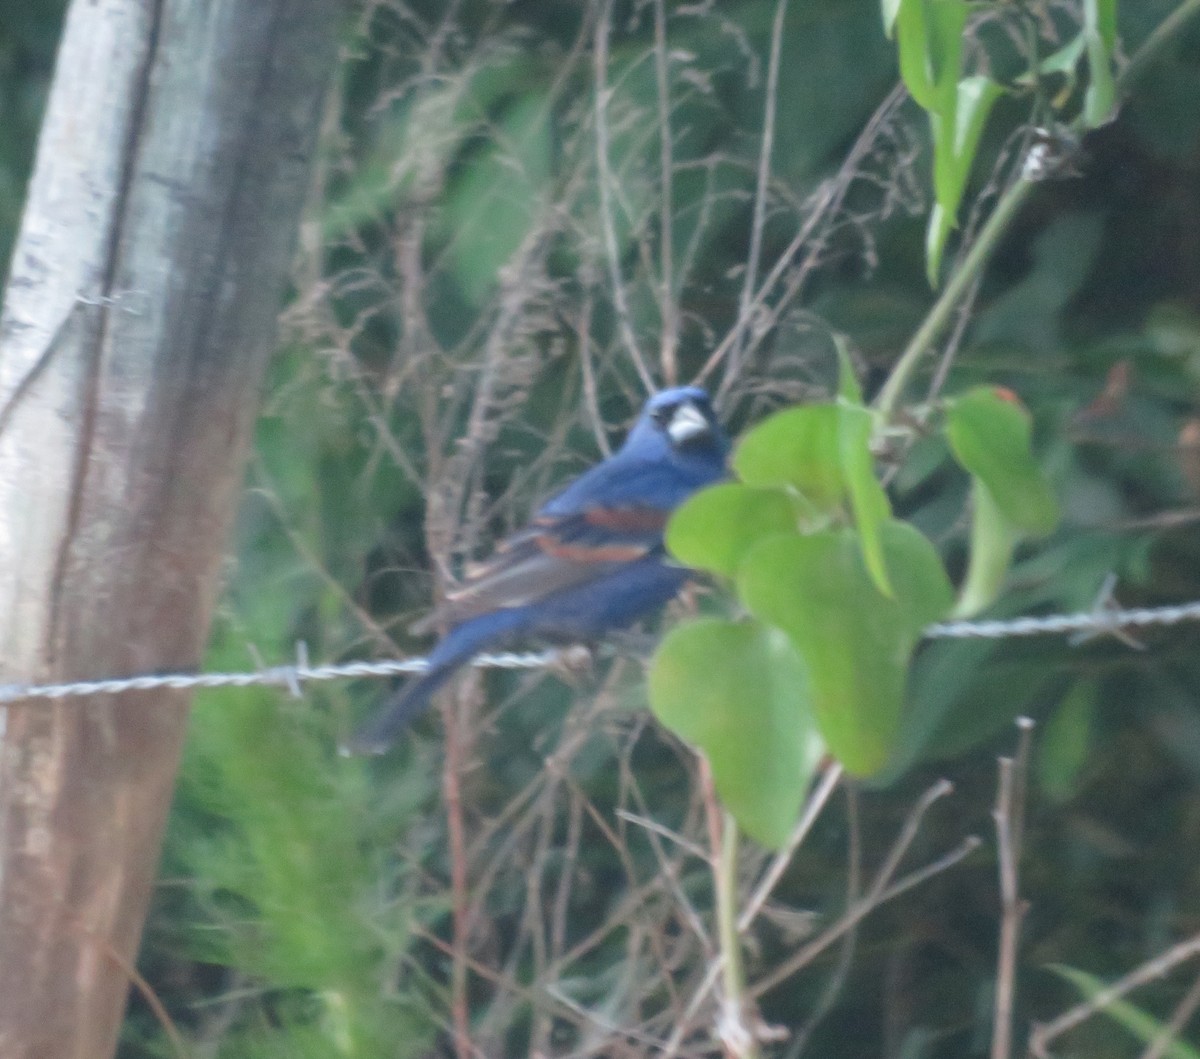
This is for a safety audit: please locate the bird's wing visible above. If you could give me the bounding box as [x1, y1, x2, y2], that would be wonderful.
[410, 505, 671, 633]
[538, 456, 702, 517]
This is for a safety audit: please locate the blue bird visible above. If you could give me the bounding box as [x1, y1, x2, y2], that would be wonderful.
[347, 386, 729, 754]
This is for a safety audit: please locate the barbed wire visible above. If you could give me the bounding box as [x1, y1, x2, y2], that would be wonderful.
[2, 585, 1198, 706]
[0, 648, 562, 705]
[926, 600, 1200, 640]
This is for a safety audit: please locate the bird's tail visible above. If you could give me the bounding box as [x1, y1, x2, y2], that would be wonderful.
[341, 609, 527, 755]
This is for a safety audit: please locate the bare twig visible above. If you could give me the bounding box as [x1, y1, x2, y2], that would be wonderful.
[100, 933, 192, 1059]
[442, 685, 476, 1059]
[1139, 968, 1200, 1059]
[574, 284, 613, 456]
[1028, 933, 1200, 1057]
[714, 811, 761, 1059]
[752, 836, 982, 999]
[867, 778, 956, 903]
[593, 0, 656, 393]
[993, 718, 1035, 1059]
[704, 83, 909, 399]
[738, 762, 844, 932]
[652, 0, 678, 385]
[789, 783, 863, 1057]
[725, 0, 790, 390]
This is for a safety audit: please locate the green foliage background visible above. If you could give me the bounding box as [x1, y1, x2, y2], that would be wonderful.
[5, 0, 1200, 1056]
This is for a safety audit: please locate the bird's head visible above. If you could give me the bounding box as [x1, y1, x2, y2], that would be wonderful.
[625, 386, 728, 464]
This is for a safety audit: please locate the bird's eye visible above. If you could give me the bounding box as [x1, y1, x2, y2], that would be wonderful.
[651, 404, 675, 426]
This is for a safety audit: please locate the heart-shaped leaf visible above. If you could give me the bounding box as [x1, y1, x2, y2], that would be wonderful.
[733, 401, 895, 593]
[838, 401, 894, 597]
[953, 477, 1018, 617]
[733, 405, 844, 512]
[666, 484, 797, 577]
[738, 522, 953, 775]
[649, 619, 822, 849]
[946, 386, 1058, 535]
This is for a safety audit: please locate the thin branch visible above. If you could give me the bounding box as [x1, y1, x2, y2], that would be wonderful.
[993, 719, 1035, 1059]
[575, 285, 612, 456]
[662, 960, 726, 1058]
[788, 783, 863, 1057]
[703, 83, 909, 397]
[615, 798, 712, 954]
[725, 0, 790, 389]
[593, 0, 656, 393]
[441, 687, 475, 1059]
[877, 0, 1200, 421]
[100, 933, 192, 1059]
[652, 0, 678, 385]
[1028, 933, 1200, 1057]
[617, 809, 710, 863]
[739, 762, 844, 932]
[1138, 968, 1200, 1059]
[1118, 0, 1200, 97]
[752, 835, 982, 999]
[867, 778, 956, 904]
[874, 171, 1036, 421]
[715, 812, 761, 1059]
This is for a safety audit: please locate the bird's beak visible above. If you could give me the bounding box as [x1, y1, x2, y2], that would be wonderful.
[667, 400, 710, 445]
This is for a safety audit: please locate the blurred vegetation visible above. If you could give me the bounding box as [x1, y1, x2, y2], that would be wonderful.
[5, 0, 1200, 1056]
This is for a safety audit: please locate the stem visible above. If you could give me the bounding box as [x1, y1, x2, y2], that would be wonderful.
[726, 0, 789, 390]
[991, 719, 1034, 1059]
[1029, 931, 1200, 1056]
[874, 172, 1035, 422]
[739, 761, 843, 932]
[652, 0, 678, 385]
[875, 0, 1200, 422]
[442, 694, 472, 1059]
[1117, 0, 1200, 97]
[593, 0, 655, 393]
[714, 812, 761, 1059]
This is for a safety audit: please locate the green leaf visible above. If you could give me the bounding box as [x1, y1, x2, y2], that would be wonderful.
[945, 387, 1058, 535]
[738, 522, 953, 776]
[666, 484, 797, 577]
[877, 635, 1001, 779]
[1083, 0, 1117, 127]
[949, 77, 1005, 188]
[924, 0, 969, 97]
[649, 619, 822, 849]
[1038, 679, 1097, 803]
[879, 627, 1065, 780]
[893, 0, 938, 110]
[953, 478, 1018, 618]
[838, 402, 894, 596]
[733, 404, 845, 513]
[926, 201, 954, 287]
[1094, 0, 1118, 48]
[893, 0, 967, 112]
[732, 400, 894, 590]
[926, 77, 1004, 285]
[1027, 32, 1087, 82]
[1048, 965, 1200, 1059]
[729, 401, 892, 590]
[881, 0, 903, 39]
[836, 334, 865, 404]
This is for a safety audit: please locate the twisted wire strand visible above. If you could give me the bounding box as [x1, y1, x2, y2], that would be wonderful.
[2, 598, 1199, 706]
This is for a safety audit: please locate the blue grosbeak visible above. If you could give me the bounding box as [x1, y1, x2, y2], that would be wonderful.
[348, 386, 729, 754]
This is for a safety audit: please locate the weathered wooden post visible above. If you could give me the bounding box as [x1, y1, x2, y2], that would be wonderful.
[0, 2, 344, 1054]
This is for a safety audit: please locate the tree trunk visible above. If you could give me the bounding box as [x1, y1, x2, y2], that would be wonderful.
[0, 1, 343, 1054]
